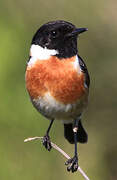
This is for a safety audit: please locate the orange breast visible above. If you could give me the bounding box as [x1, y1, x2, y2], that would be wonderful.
[25, 56, 86, 104]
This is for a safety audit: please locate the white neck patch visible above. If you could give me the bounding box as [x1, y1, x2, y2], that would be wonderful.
[28, 44, 59, 66]
[72, 55, 81, 73]
[73, 55, 79, 69]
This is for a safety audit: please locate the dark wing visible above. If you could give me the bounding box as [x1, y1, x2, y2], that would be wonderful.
[78, 55, 90, 88]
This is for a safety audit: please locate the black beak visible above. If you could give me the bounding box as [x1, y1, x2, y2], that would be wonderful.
[66, 28, 88, 37]
[73, 28, 88, 34]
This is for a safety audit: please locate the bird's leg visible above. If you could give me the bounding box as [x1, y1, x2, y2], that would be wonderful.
[65, 118, 79, 172]
[42, 119, 54, 151]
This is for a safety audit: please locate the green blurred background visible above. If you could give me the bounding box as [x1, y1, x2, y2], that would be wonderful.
[0, 0, 117, 179]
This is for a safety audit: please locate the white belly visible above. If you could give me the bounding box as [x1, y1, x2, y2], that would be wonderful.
[31, 92, 88, 123]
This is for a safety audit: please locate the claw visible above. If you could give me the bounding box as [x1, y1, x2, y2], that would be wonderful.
[42, 135, 52, 151]
[65, 156, 78, 173]
[65, 158, 72, 165]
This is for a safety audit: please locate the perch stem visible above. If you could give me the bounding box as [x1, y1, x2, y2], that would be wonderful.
[24, 136, 90, 180]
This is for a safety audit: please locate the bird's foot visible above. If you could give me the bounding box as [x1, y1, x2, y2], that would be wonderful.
[42, 135, 52, 151]
[65, 155, 78, 172]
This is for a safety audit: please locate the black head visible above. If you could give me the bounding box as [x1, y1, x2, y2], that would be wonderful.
[32, 20, 87, 58]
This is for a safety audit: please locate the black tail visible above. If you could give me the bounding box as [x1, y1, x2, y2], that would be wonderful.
[64, 120, 88, 144]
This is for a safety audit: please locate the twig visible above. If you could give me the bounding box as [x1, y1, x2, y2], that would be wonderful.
[24, 136, 90, 180]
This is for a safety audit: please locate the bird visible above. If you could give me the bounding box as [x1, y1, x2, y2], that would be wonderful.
[25, 20, 90, 173]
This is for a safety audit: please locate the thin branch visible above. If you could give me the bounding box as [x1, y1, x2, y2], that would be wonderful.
[24, 136, 90, 180]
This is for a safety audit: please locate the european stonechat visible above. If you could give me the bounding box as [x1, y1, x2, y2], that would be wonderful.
[25, 20, 90, 172]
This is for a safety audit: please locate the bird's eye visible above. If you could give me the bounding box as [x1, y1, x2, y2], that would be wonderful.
[51, 30, 58, 38]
